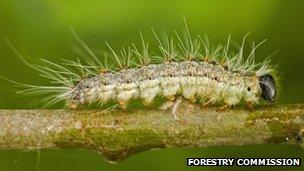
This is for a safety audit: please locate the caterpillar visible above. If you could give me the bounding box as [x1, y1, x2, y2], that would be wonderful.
[4, 22, 277, 113]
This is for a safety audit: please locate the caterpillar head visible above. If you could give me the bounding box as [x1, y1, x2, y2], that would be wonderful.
[259, 74, 276, 102]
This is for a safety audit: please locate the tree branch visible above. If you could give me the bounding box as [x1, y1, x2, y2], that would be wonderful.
[0, 102, 304, 162]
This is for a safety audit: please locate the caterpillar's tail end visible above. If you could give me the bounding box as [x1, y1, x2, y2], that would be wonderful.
[259, 74, 276, 102]
[68, 100, 79, 109]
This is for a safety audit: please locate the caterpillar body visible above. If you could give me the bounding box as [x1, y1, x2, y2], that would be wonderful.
[72, 60, 268, 109]
[5, 25, 277, 111]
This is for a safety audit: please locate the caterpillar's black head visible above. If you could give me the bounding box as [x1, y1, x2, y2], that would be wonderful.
[259, 74, 276, 102]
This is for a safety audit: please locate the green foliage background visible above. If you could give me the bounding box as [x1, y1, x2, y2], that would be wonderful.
[0, 0, 303, 170]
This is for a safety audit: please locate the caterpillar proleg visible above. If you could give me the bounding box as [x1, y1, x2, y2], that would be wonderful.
[4, 22, 277, 111]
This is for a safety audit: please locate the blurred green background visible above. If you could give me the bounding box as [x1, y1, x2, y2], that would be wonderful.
[0, 0, 304, 170]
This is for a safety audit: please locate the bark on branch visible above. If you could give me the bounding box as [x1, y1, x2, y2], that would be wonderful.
[0, 102, 304, 162]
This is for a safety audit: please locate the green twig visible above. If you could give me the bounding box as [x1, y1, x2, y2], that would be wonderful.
[0, 102, 303, 162]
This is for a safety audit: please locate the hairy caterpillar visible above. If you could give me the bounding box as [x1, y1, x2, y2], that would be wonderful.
[4, 22, 277, 113]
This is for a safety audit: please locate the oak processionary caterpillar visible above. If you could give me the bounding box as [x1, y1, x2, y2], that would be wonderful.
[5, 22, 277, 115]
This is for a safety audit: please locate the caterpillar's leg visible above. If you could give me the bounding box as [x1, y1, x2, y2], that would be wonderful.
[68, 102, 77, 109]
[159, 95, 176, 110]
[218, 104, 230, 111]
[118, 100, 128, 110]
[159, 100, 175, 111]
[159, 96, 183, 120]
[142, 97, 155, 108]
[245, 101, 254, 110]
[172, 97, 183, 120]
[68, 100, 80, 109]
